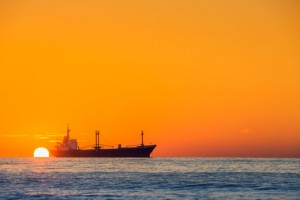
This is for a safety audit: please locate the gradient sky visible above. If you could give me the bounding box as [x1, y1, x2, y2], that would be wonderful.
[0, 0, 299, 157]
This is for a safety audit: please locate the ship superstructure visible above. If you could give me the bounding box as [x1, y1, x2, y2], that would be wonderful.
[55, 126, 78, 151]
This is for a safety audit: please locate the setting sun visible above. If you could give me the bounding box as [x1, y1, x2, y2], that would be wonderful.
[33, 147, 49, 158]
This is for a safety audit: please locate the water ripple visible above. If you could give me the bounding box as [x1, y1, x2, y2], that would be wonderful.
[0, 158, 299, 199]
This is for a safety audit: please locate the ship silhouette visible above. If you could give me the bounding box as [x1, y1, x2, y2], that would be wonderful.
[51, 126, 156, 157]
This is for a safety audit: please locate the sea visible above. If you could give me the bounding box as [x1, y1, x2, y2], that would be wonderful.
[0, 158, 299, 199]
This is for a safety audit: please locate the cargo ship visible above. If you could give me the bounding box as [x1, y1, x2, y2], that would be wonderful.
[51, 126, 156, 157]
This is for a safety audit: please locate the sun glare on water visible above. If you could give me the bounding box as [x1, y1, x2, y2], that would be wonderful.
[34, 147, 50, 158]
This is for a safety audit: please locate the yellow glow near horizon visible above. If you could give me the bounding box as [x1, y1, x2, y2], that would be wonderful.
[34, 147, 50, 158]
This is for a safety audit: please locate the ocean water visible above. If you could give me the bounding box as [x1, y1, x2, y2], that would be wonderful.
[0, 158, 299, 199]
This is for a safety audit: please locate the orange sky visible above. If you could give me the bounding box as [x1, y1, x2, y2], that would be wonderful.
[0, 0, 299, 157]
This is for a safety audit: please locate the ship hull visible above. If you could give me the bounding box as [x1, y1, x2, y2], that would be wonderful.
[51, 145, 156, 158]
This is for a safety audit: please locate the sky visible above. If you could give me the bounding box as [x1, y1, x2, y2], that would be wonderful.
[0, 0, 299, 157]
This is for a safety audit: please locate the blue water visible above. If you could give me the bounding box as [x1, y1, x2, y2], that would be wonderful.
[0, 158, 299, 199]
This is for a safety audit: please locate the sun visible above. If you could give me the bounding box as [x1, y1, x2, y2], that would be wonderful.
[34, 147, 50, 158]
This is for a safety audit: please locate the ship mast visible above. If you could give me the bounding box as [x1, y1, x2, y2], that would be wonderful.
[95, 130, 100, 149]
[141, 130, 144, 146]
[67, 124, 70, 141]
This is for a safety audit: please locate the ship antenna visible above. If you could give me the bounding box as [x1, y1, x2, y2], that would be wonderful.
[141, 130, 144, 146]
[67, 124, 70, 140]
